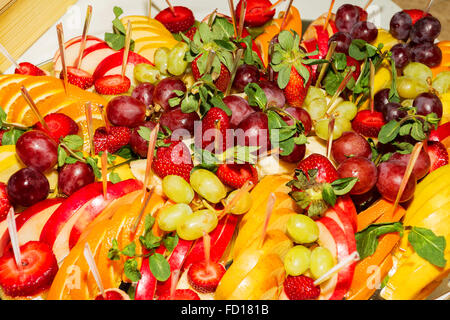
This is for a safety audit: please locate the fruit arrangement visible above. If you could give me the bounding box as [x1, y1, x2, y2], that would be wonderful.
[0, 0, 449, 301]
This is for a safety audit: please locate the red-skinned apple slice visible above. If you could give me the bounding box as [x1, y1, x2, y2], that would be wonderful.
[93, 50, 152, 81]
[135, 245, 166, 300]
[429, 122, 450, 142]
[77, 42, 117, 75]
[335, 195, 358, 233]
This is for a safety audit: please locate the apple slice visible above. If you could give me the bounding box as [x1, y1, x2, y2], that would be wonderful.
[429, 122, 450, 142]
[78, 42, 117, 75]
[135, 246, 166, 300]
[335, 195, 358, 233]
[93, 50, 151, 80]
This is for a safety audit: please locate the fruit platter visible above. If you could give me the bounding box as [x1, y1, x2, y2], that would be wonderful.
[0, 0, 449, 301]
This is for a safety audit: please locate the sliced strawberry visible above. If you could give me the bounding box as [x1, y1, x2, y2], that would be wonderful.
[158, 289, 200, 300]
[155, 6, 195, 33]
[94, 75, 131, 95]
[0, 241, 58, 298]
[216, 163, 258, 189]
[200, 107, 232, 153]
[93, 126, 131, 154]
[95, 288, 130, 300]
[34, 113, 79, 142]
[403, 9, 431, 25]
[60, 67, 94, 90]
[236, 0, 275, 28]
[187, 261, 226, 293]
[152, 139, 194, 182]
[14, 62, 46, 76]
[296, 153, 338, 184]
[427, 141, 449, 172]
[284, 275, 321, 300]
[0, 182, 11, 222]
[352, 110, 385, 138]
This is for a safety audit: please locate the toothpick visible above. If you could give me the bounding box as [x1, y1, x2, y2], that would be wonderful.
[369, 60, 375, 113]
[326, 115, 335, 159]
[132, 187, 154, 233]
[364, 0, 374, 11]
[0, 43, 20, 69]
[20, 86, 49, 131]
[7, 208, 22, 271]
[228, 0, 237, 38]
[323, 0, 336, 31]
[214, 120, 221, 153]
[237, 0, 247, 39]
[83, 243, 105, 296]
[259, 193, 276, 248]
[203, 231, 211, 269]
[226, 48, 244, 96]
[148, 0, 152, 19]
[76, 5, 93, 69]
[280, 0, 294, 31]
[316, 41, 337, 88]
[165, 0, 176, 15]
[169, 269, 180, 300]
[424, 0, 434, 14]
[266, 0, 285, 12]
[56, 23, 68, 94]
[326, 69, 354, 115]
[121, 21, 132, 79]
[314, 251, 359, 286]
[85, 101, 94, 157]
[98, 104, 110, 133]
[101, 151, 108, 199]
[144, 123, 160, 190]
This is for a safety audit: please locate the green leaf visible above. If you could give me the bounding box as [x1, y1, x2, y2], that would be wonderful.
[140, 232, 161, 250]
[411, 121, 427, 141]
[109, 171, 121, 184]
[322, 184, 337, 207]
[0, 106, 6, 126]
[278, 30, 293, 51]
[113, 6, 123, 18]
[333, 53, 347, 71]
[244, 83, 267, 110]
[86, 157, 101, 179]
[356, 222, 404, 260]
[62, 135, 84, 150]
[198, 22, 213, 44]
[181, 94, 199, 114]
[163, 234, 179, 253]
[105, 33, 125, 51]
[392, 142, 413, 154]
[211, 17, 235, 39]
[116, 145, 134, 159]
[389, 58, 401, 103]
[124, 258, 142, 282]
[399, 123, 412, 136]
[121, 242, 136, 257]
[408, 227, 447, 268]
[149, 253, 171, 281]
[331, 177, 359, 195]
[137, 126, 151, 142]
[144, 215, 156, 234]
[349, 39, 367, 61]
[107, 239, 121, 261]
[1, 128, 25, 145]
[277, 65, 291, 89]
[378, 120, 401, 144]
[57, 146, 67, 167]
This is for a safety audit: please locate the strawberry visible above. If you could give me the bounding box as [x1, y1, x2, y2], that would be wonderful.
[0, 241, 58, 298]
[216, 163, 258, 189]
[187, 261, 226, 293]
[296, 153, 338, 184]
[352, 110, 386, 138]
[427, 141, 449, 172]
[94, 288, 130, 300]
[184, 26, 197, 41]
[281, 65, 312, 108]
[60, 67, 94, 90]
[155, 6, 195, 33]
[200, 107, 232, 153]
[34, 113, 79, 142]
[403, 9, 431, 25]
[14, 62, 46, 76]
[158, 289, 200, 300]
[93, 126, 131, 154]
[94, 75, 131, 95]
[192, 55, 231, 93]
[283, 275, 320, 300]
[236, 0, 275, 28]
[0, 182, 11, 222]
[152, 139, 194, 182]
[0, 129, 5, 146]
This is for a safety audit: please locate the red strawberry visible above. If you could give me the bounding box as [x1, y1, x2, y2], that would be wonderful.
[427, 141, 449, 172]
[296, 153, 338, 184]
[192, 56, 231, 93]
[236, 0, 275, 28]
[352, 110, 386, 138]
[0, 182, 11, 222]
[34, 113, 79, 142]
[200, 107, 232, 153]
[184, 26, 197, 41]
[282, 65, 312, 107]
[60, 67, 94, 90]
[14, 62, 46, 76]
[152, 139, 194, 182]
[0, 129, 5, 146]
[216, 163, 258, 189]
[403, 9, 431, 25]
[94, 75, 131, 95]
[0, 241, 58, 298]
[155, 6, 195, 33]
[187, 261, 226, 293]
[95, 288, 130, 300]
[158, 289, 200, 300]
[283, 275, 320, 300]
[93, 126, 131, 154]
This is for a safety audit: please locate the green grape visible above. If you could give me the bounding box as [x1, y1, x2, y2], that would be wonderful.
[315, 117, 351, 141]
[167, 42, 189, 76]
[332, 101, 357, 120]
[286, 214, 319, 244]
[177, 209, 218, 240]
[305, 97, 328, 121]
[190, 169, 227, 204]
[310, 246, 335, 280]
[304, 87, 326, 106]
[284, 245, 311, 276]
[157, 203, 193, 232]
[134, 63, 161, 84]
[403, 62, 433, 84]
[397, 76, 428, 99]
[225, 189, 252, 215]
[432, 71, 450, 95]
[162, 175, 194, 204]
[154, 47, 170, 75]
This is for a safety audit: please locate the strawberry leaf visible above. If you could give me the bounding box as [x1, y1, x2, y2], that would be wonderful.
[331, 177, 358, 195]
[277, 65, 291, 89]
[322, 184, 337, 207]
[244, 83, 267, 110]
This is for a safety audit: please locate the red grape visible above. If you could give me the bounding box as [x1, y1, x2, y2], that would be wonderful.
[350, 21, 378, 43]
[129, 121, 157, 158]
[374, 88, 391, 113]
[223, 95, 255, 128]
[413, 92, 443, 119]
[58, 161, 95, 196]
[153, 77, 186, 111]
[390, 148, 430, 180]
[336, 4, 361, 33]
[7, 167, 49, 207]
[257, 80, 285, 109]
[279, 144, 306, 163]
[16, 130, 58, 173]
[390, 43, 410, 69]
[337, 156, 377, 195]
[410, 16, 441, 43]
[384, 102, 408, 122]
[331, 131, 372, 164]
[236, 111, 270, 156]
[390, 11, 413, 41]
[132, 83, 155, 106]
[233, 64, 260, 92]
[376, 160, 416, 202]
[328, 32, 353, 54]
[409, 42, 442, 68]
[159, 106, 200, 135]
[106, 96, 146, 128]
[283, 107, 312, 136]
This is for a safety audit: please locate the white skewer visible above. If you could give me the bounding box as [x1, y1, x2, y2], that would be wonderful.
[7, 207, 22, 270]
[0, 43, 20, 69]
[314, 251, 360, 286]
[83, 243, 105, 296]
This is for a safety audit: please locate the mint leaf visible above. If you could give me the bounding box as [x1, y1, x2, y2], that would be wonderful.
[109, 171, 121, 184]
[124, 258, 142, 282]
[62, 135, 84, 150]
[322, 184, 337, 207]
[163, 234, 179, 253]
[356, 222, 404, 260]
[331, 177, 358, 195]
[408, 227, 447, 268]
[57, 146, 67, 167]
[107, 239, 121, 261]
[86, 157, 101, 179]
[149, 253, 171, 281]
[1, 128, 24, 145]
[0, 106, 6, 127]
[244, 83, 267, 110]
[378, 120, 401, 144]
[121, 242, 136, 257]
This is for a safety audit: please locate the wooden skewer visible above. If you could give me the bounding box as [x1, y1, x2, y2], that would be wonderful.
[314, 251, 359, 286]
[132, 187, 154, 233]
[259, 193, 276, 248]
[101, 151, 108, 199]
[326, 115, 335, 160]
[280, 0, 294, 31]
[364, 0, 374, 11]
[165, 0, 176, 15]
[83, 243, 105, 296]
[221, 180, 254, 218]
[326, 69, 354, 115]
[203, 232, 211, 270]
[424, 0, 434, 14]
[144, 123, 160, 190]
[266, 0, 285, 12]
[0, 43, 20, 69]
[205, 50, 217, 75]
[76, 5, 93, 69]
[20, 86, 49, 131]
[226, 48, 244, 96]
[369, 60, 375, 113]
[121, 21, 132, 79]
[323, 0, 336, 31]
[228, 0, 238, 38]
[148, 0, 152, 19]
[99, 104, 110, 133]
[84, 101, 94, 157]
[316, 41, 337, 88]
[7, 208, 22, 271]
[56, 23, 68, 94]
[237, 0, 247, 39]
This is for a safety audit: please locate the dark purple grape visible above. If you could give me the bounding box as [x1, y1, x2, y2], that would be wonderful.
[16, 130, 58, 173]
[384, 102, 408, 122]
[335, 4, 361, 33]
[7, 167, 49, 207]
[376, 160, 416, 202]
[257, 80, 285, 109]
[279, 144, 306, 163]
[236, 111, 270, 156]
[337, 156, 378, 195]
[328, 32, 353, 54]
[413, 92, 443, 118]
[153, 77, 187, 111]
[129, 121, 157, 158]
[391, 149, 430, 180]
[390, 11, 413, 41]
[390, 43, 410, 69]
[350, 21, 378, 43]
[282, 107, 312, 136]
[374, 88, 391, 113]
[159, 106, 200, 135]
[331, 131, 372, 164]
[233, 64, 260, 92]
[107, 96, 146, 128]
[409, 42, 442, 68]
[410, 16, 441, 43]
[222, 95, 255, 127]
[131, 83, 155, 106]
[58, 161, 95, 196]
